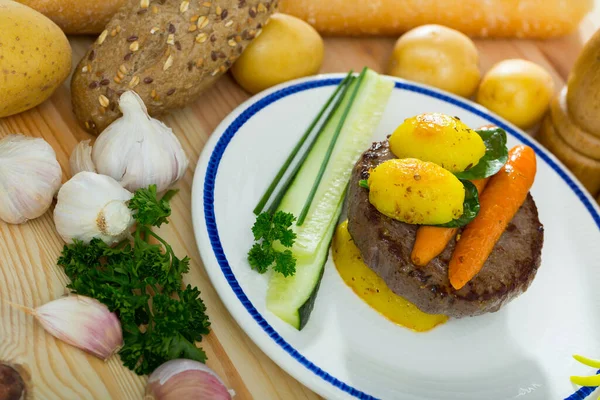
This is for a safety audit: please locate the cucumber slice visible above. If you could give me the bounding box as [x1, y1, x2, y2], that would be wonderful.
[267, 70, 393, 329]
[277, 70, 394, 259]
[267, 202, 342, 329]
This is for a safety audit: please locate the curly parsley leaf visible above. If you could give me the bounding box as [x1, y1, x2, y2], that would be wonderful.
[251, 211, 274, 240]
[129, 184, 178, 227]
[247, 211, 297, 277]
[248, 242, 275, 273]
[274, 249, 296, 277]
[57, 186, 209, 376]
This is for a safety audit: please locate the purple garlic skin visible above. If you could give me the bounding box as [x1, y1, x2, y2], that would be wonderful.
[35, 295, 123, 360]
[145, 359, 234, 400]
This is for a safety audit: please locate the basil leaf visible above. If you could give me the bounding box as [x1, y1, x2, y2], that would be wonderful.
[454, 127, 508, 180]
[435, 180, 480, 228]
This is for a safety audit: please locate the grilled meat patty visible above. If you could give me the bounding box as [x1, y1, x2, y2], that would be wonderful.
[346, 140, 544, 318]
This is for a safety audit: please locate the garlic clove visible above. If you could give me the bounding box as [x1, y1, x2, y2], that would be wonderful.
[145, 359, 234, 400]
[92, 91, 189, 193]
[70, 139, 97, 175]
[0, 134, 62, 224]
[54, 171, 134, 244]
[15, 295, 123, 361]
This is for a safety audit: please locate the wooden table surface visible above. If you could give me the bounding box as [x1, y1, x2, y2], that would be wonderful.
[1, 9, 599, 400]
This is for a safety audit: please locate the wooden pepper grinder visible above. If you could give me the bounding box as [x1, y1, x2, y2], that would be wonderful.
[538, 28, 600, 201]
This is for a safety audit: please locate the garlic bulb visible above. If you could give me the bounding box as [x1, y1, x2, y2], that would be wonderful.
[54, 171, 134, 244]
[69, 139, 96, 175]
[91, 91, 188, 193]
[0, 364, 26, 399]
[10, 295, 123, 361]
[145, 359, 234, 400]
[0, 134, 62, 224]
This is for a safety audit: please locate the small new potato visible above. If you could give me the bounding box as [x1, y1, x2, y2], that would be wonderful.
[0, 0, 72, 118]
[231, 13, 324, 94]
[477, 59, 554, 129]
[367, 158, 465, 225]
[389, 113, 486, 173]
[387, 25, 480, 97]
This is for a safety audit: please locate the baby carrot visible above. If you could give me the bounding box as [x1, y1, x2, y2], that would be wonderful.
[411, 178, 489, 266]
[448, 145, 537, 290]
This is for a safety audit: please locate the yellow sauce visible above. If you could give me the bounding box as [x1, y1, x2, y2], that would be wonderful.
[332, 221, 448, 332]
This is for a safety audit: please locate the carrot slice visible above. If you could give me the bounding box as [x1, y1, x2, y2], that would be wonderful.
[448, 145, 537, 290]
[411, 178, 489, 266]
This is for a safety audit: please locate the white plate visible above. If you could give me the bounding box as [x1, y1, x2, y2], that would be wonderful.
[192, 74, 600, 400]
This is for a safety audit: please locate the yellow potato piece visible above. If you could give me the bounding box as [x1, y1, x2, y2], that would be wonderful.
[387, 25, 481, 98]
[389, 113, 486, 173]
[0, 0, 72, 117]
[368, 158, 465, 225]
[477, 59, 554, 129]
[231, 13, 324, 94]
[332, 221, 448, 332]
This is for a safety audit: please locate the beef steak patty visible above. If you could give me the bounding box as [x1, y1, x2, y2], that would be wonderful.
[347, 140, 544, 318]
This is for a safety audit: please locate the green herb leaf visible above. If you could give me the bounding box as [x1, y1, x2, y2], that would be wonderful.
[454, 127, 508, 180]
[247, 211, 297, 276]
[250, 211, 273, 240]
[166, 334, 208, 363]
[129, 184, 179, 227]
[57, 186, 209, 376]
[358, 179, 369, 189]
[247, 242, 274, 273]
[435, 180, 480, 228]
[273, 249, 296, 277]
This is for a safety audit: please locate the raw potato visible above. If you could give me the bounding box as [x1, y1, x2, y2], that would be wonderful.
[389, 113, 486, 173]
[231, 13, 323, 94]
[71, 0, 277, 134]
[367, 158, 465, 225]
[387, 25, 480, 98]
[477, 59, 554, 129]
[0, 0, 71, 118]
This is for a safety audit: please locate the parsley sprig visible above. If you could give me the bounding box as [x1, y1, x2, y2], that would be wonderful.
[57, 185, 210, 375]
[248, 211, 297, 277]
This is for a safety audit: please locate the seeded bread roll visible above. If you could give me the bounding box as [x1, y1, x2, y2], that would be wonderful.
[71, 0, 276, 134]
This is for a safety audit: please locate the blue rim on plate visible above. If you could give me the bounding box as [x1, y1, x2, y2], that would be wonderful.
[203, 77, 600, 399]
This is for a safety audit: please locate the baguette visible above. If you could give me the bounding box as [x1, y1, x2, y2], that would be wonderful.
[279, 0, 592, 38]
[71, 0, 276, 134]
[18, 0, 593, 37]
[16, 0, 125, 34]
